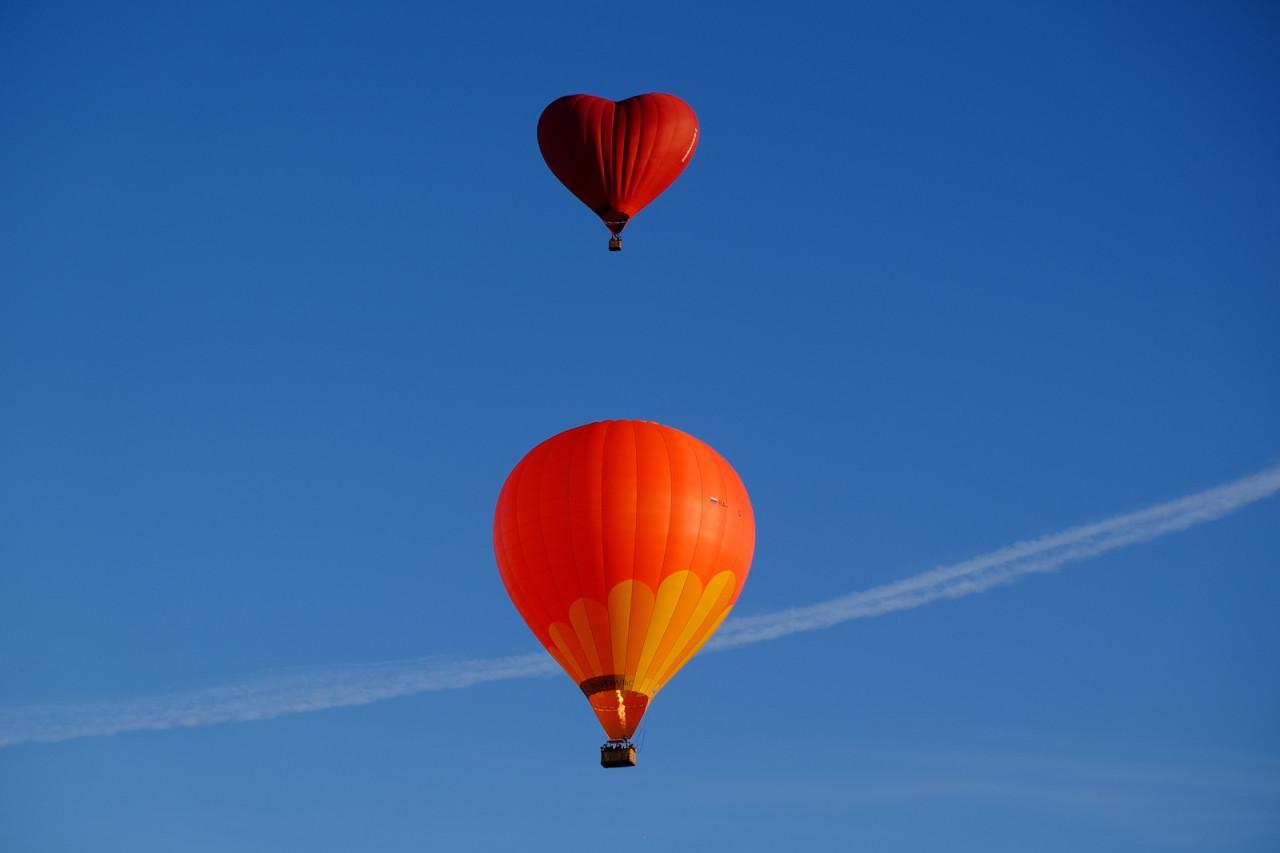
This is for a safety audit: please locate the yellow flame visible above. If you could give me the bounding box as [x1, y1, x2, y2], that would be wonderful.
[616, 689, 627, 733]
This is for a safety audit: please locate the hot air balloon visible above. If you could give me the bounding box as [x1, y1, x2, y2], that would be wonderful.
[537, 94, 700, 251]
[493, 420, 754, 767]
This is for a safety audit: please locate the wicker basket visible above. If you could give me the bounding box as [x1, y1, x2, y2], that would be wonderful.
[600, 745, 637, 768]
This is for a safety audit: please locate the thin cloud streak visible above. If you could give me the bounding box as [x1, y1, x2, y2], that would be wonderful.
[709, 464, 1280, 649]
[0, 654, 559, 748]
[3, 464, 1278, 749]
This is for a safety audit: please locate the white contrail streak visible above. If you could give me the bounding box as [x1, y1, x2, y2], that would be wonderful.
[2, 464, 1277, 749]
[0, 654, 559, 749]
[709, 463, 1280, 649]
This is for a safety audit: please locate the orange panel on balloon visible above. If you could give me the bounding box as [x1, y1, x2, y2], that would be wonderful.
[493, 420, 755, 740]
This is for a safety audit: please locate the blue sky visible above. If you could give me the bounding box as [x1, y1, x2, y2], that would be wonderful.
[2, 2, 1278, 851]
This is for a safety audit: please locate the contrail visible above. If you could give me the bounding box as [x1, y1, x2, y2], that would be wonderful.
[0, 654, 559, 749]
[3, 464, 1277, 749]
[709, 463, 1280, 649]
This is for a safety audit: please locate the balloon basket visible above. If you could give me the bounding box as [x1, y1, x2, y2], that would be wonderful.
[608, 236, 622, 251]
[600, 740, 637, 768]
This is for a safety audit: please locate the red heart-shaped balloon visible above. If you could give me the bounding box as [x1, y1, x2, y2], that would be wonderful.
[537, 93, 699, 236]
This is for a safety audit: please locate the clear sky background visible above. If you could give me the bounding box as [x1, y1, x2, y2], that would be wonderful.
[2, 2, 1278, 851]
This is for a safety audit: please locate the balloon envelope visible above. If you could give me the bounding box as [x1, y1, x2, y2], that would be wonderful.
[537, 94, 699, 235]
[493, 420, 754, 740]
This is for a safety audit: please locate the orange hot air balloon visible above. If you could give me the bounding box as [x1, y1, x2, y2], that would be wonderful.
[493, 420, 755, 767]
[537, 93, 700, 251]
